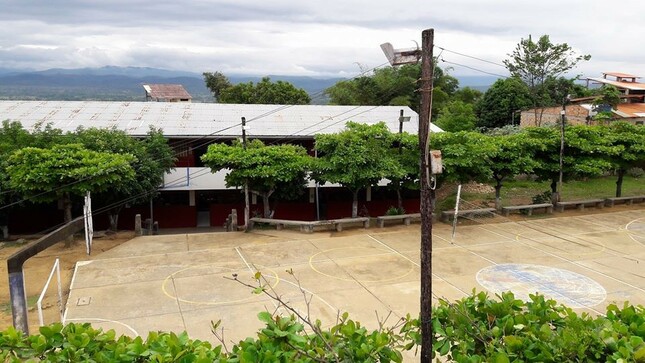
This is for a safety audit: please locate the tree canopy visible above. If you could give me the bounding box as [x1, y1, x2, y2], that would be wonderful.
[203, 71, 232, 101]
[435, 100, 478, 132]
[503, 34, 591, 125]
[75, 126, 175, 230]
[325, 63, 459, 116]
[203, 73, 311, 105]
[6, 143, 135, 245]
[475, 77, 533, 129]
[201, 139, 311, 218]
[313, 122, 404, 217]
[503, 35, 591, 90]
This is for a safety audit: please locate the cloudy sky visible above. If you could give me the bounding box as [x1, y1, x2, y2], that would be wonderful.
[2, 0, 644, 79]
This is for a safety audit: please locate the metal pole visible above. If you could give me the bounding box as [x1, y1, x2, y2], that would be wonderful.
[397, 109, 404, 210]
[315, 149, 320, 221]
[8, 271, 28, 334]
[242, 117, 250, 231]
[419, 28, 435, 362]
[558, 101, 566, 202]
[149, 198, 154, 235]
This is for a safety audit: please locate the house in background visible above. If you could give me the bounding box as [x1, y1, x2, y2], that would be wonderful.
[520, 72, 645, 127]
[143, 84, 192, 102]
[0, 100, 439, 233]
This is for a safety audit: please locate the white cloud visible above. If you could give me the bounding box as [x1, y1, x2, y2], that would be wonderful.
[1, 0, 644, 78]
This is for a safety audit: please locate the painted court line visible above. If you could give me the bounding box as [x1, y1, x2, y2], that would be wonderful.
[367, 234, 463, 299]
[476, 221, 645, 298]
[235, 246, 339, 316]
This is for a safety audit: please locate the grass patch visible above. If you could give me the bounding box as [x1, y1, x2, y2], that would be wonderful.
[442, 175, 645, 208]
[0, 295, 39, 315]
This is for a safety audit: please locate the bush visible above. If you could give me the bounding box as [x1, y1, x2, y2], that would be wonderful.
[628, 167, 644, 178]
[531, 190, 552, 204]
[385, 206, 406, 215]
[432, 291, 645, 362]
[0, 313, 416, 362]
[4, 292, 645, 362]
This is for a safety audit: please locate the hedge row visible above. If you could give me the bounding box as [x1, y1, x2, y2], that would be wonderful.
[2, 292, 645, 362]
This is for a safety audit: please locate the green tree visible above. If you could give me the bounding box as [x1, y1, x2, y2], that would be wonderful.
[390, 131, 419, 210]
[504, 34, 591, 125]
[75, 127, 175, 230]
[593, 85, 621, 110]
[326, 63, 458, 116]
[475, 77, 533, 128]
[431, 131, 496, 185]
[488, 132, 543, 209]
[526, 125, 619, 200]
[435, 100, 478, 132]
[6, 144, 135, 245]
[605, 122, 645, 197]
[201, 140, 311, 219]
[219, 76, 311, 105]
[452, 87, 483, 104]
[313, 122, 404, 218]
[0, 121, 35, 235]
[203, 71, 232, 101]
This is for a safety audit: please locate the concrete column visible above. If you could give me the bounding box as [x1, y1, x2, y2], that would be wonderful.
[251, 193, 257, 205]
[188, 190, 196, 207]
[366, 186, 372, 202]
[134, 214, 142, 235]
[231, 209, 238, 231]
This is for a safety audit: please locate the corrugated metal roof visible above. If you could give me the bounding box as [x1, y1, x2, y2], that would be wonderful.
[587, 77, 645, 91]
[602, 72, 640, 79]
[0, 101, 438, 137]
[616, 103, 645, 117]
[143, 84, 192, 100]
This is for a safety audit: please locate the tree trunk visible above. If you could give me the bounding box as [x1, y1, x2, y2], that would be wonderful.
[494, 178, 503, 211]
[615, 169, 625, 198]
[550, 179, 559, 204]
[262, 193, 271, 218]
[62, 192, 74, 248]
[108, 206, 123, 231]
[396, 185, 403, 211]
[108, 213, 119, 232]
[351, 190, 359, 218]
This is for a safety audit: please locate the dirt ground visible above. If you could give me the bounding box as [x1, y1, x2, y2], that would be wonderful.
[0, 232, 135, 332]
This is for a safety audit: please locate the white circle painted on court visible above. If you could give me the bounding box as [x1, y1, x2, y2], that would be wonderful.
[476, 264, 606, 308]
[626, 218, 645, 244]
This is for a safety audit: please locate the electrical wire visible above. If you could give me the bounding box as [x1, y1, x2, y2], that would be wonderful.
[435, 45, 507, 68]
[440, 58, 509, 79]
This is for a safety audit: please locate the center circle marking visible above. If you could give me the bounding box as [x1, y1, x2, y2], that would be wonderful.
[162, 264, 279, 305]
[476, 263, 606, 308]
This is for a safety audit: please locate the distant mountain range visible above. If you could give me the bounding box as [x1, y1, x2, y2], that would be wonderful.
[0, 66, 497, 103]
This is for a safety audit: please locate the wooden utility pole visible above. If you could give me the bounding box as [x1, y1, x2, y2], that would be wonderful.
[242, 117, 250, 231]
[419, 28, 435, 362]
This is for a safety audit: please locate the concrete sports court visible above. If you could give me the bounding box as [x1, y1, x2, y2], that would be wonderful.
[63, 208, 645, 360]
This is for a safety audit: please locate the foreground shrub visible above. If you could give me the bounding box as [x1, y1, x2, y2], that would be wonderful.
[432, 291, 645, 362]
[3, 291, 645, 362]
[0, 312, 416, 362]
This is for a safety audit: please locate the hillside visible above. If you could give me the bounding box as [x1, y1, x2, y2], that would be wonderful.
[0, 66, 495, 103]
[0, 67, 343, 103]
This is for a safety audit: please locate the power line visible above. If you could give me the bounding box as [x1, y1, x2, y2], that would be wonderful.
[435, 45, 507, 68]
[440, 58, 509, 79]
